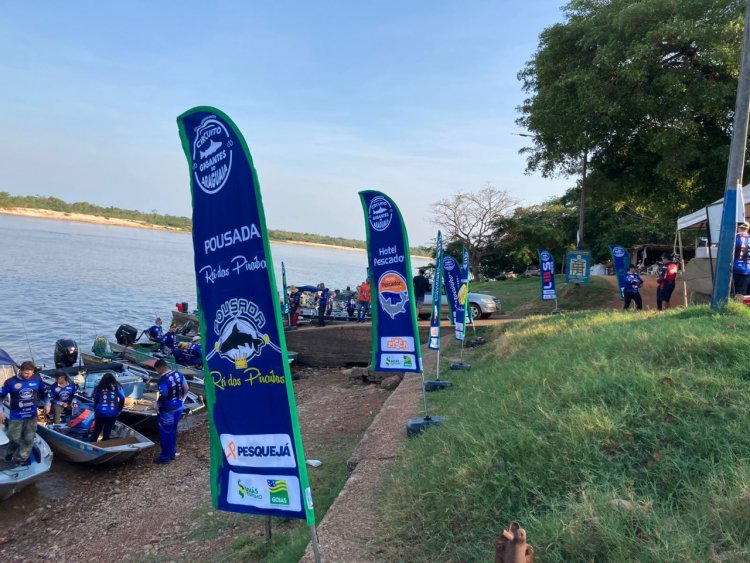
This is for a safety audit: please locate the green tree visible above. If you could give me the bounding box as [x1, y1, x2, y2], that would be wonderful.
[517, 0, 745, 250]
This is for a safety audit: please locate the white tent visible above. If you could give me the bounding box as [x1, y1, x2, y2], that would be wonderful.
[677, 186, 748, 241]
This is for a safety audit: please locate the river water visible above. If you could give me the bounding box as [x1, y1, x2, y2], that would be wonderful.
[0, 214, 429, 516]
[0, 214, 428, 366]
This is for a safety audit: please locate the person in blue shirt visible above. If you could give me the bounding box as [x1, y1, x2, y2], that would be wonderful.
[89, 372, 125, 442]
[734, 222, 750, 296]
[50, 370, 78, 423]
[315, 282, 330, 327]
[160, 323, 178, 353]
[146, 317, 164, 343]
[153, 359, 189, 464]
[623, 264, 644, 310]
[0, 361, 50, 464]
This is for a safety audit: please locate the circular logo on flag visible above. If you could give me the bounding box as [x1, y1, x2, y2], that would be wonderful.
[613, 247, 626, 257]
[444, 258, 456, 271]
[192, 115, 234, 195]
[378, 271, 409, 319]
[541, 251, 551, 261]
[368, 196, 393, 232]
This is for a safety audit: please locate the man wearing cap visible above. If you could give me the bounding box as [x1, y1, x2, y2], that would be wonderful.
[0, 361, 50, 464]
[656, 254, 679, 310]
[734, 222, 750, 297]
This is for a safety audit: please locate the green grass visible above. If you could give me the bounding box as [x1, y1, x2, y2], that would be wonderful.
[377, 304, 750, 561]
[473, 275, 612, 315]
[188, 435, 362, 562]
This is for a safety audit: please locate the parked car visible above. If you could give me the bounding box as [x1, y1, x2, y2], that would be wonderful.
[522, 266, 540, 277]
[418, 292, 500, 320]
[497, 271, 518, 280]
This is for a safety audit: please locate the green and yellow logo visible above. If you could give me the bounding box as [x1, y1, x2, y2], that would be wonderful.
[267, 479, 290, 506]
[237, 479, 262, 500]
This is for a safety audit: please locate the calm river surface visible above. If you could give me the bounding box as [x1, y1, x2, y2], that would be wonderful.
[0, 214, 427, 366]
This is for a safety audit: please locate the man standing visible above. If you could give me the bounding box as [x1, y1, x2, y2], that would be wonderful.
[0, 361, 50, 464]
[623, 264, 644, 310]
[315, 282, 330, 327]
[733, 222, 750, 297]
[656, 254, 679, 310]
[412, 268, 431, 311]
[153, 359, 189, 464]
[356, 277, 371, 322]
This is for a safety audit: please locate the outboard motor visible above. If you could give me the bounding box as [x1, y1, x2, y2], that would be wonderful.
[115, 324, 138, 346]
[179, 320, 195, 336]
[54, 339, 79, 368]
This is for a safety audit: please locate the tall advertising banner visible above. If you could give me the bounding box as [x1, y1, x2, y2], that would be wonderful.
[443, 255, 461, 326]
[177, 107, 315, 523]
[455, 248, 470, 342]
[609, 245, 631, 299]
[428, 231, 443, 350]
[359, 190, 423, 373]
[538, 250, 557, 300]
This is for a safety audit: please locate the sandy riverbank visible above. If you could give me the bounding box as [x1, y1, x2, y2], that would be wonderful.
[0, 207, 432, 258]
[0, 207, 183, 232]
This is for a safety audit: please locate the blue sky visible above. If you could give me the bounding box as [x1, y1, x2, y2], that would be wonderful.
[0, 1, 570, 245]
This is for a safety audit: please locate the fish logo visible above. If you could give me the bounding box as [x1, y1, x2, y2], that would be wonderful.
[192, 115, 234, 195]
[378, 271, 409, 319]
[207, 299, 281, 369]
[368, 196, 393, 232]
[199, 139, 223, 159]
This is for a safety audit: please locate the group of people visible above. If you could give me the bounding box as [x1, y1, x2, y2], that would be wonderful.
[287, 276, 373, 327]
[621, 254, 679, 311]
[146, 318, 202, 367]
[0, 359, 188, 466]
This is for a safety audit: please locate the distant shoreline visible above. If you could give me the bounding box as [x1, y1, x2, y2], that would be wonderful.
[0, 207, 431, 259]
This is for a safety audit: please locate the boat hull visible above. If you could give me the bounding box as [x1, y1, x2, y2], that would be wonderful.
[36, 421, 154, 465]
[0, 435, 53, 501]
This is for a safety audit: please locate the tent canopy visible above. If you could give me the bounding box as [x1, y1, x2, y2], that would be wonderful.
[677, 186, 749, 233]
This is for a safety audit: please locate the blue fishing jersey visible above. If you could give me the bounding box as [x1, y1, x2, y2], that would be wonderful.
[623, 273, 643, 294]
[157, 369, 187, 410]
[147, 324, 164, 342]
[734, 233, 750, 275]
[93, 387, 125, 416]
[316, 288, 330, 306]
[50, 382, 77, 405]
[0, 374, 50, 420]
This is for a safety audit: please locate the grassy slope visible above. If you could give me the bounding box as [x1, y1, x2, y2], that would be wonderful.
[473, 275, 612, 315]
[378, 305, 750, 561]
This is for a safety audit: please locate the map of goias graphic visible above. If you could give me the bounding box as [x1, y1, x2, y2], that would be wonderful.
[267, 479, 290, 506]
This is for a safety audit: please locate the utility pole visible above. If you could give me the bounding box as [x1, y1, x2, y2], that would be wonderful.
[578, 151, 588, 249]
[711, 0, 750, 310]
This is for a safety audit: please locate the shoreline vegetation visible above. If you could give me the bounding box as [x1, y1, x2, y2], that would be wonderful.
[0, 193, 431, 258]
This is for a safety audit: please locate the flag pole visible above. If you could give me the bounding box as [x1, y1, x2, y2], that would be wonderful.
[309, 524, 322, 563]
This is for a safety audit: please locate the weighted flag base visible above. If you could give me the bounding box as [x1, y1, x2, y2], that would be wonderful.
[407, 415, 446, 437]
[468, 337, 486, 347]
[424, 380, 452, 392]
[450, 361, 471, 370]
[551, 308, 562, 315]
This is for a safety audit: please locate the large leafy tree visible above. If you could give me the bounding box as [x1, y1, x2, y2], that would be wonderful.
[517, 0, 745, 246]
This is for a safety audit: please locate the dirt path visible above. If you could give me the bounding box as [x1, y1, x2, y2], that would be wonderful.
[0, 368, 391, 562]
